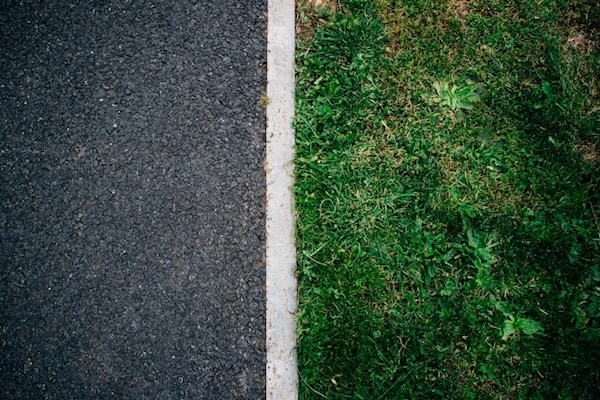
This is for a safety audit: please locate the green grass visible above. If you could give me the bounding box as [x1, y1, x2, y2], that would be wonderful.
[294, 0, 600, 398]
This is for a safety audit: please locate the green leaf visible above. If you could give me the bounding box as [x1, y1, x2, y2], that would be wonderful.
[487, 158, 508, 173]
[542, 80, 555, 101]
[467, 228, 480, 248]
[502, 315, 543, 340]
[494, 301, 513, 317]
[501, 317, 517, 341]
[515, 317, 543, 336]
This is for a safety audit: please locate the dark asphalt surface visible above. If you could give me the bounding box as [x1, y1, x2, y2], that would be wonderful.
[0, 1, 267, 398]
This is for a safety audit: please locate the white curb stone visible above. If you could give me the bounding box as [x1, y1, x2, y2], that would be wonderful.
[266, 0, 297, 399]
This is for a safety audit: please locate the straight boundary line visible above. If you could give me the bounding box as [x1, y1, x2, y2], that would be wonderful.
[265, 0, 297, 399]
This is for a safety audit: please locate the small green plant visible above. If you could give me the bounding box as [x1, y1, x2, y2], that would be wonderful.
[495, 301, 544, 340]
[260, 93, 270, 108]
[429, 80, 481, 111]
[534, 80, 557, 109]
[466, 228, 499, 288]
[501, 315, 544, 340]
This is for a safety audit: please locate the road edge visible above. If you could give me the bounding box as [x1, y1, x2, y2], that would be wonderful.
[265, 0, 297, 399]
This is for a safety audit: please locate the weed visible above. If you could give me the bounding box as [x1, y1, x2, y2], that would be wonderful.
[428, 80, 481, 111]
[260, 93, 270, 108]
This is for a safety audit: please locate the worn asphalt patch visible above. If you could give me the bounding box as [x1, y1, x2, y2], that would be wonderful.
[0, 1, 267, 398]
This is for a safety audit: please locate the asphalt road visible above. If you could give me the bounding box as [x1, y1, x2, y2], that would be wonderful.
[0, 1, 267, 398]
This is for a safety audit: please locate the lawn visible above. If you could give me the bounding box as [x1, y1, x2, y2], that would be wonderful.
[294, 0, 600, 398]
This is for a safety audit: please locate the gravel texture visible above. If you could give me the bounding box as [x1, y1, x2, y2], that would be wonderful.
[0, 1, 267, 398]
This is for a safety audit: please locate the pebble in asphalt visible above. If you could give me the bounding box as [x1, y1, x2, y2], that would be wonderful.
[0, 1, 267, 398]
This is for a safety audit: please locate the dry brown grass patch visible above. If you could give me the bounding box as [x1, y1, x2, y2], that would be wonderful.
[566, 31, 599, 52]
[296, 0, 339, 41]
[349, 131, 405, 171]
[450, 0, 471, 21]
[309, 0, 338, 13]
[573, 139, 599, 165]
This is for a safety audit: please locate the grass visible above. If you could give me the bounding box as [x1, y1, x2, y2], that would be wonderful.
[294, 0, 600, 398]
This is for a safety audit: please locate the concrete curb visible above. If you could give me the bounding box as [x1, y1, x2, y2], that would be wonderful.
[265, 0, 297, 399]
